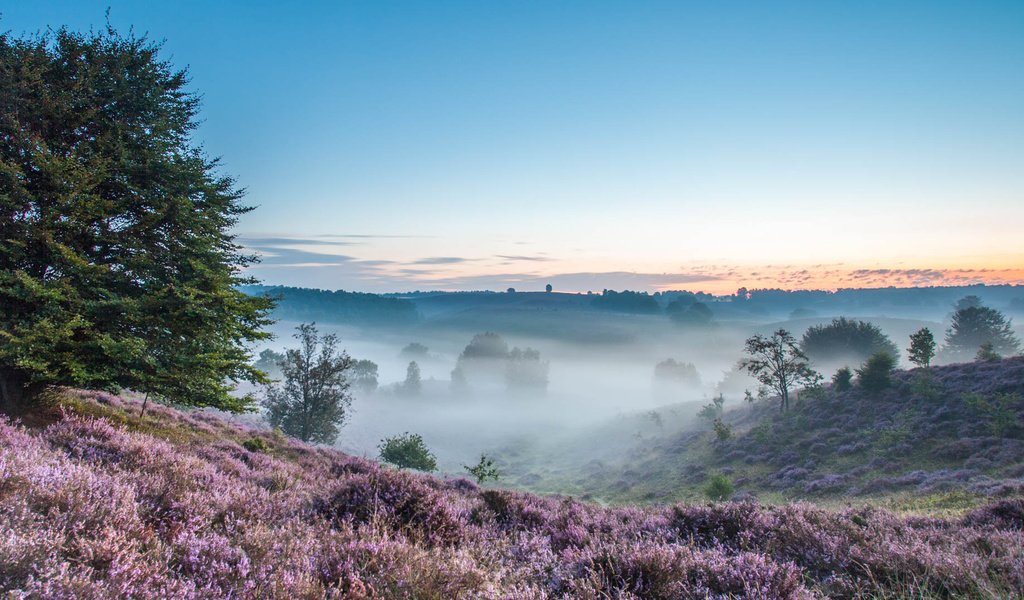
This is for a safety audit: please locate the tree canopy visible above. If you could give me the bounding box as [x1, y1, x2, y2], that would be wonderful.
[943, 303, 1020, 362]
[800, 318, 898, 368]
[741, 329, 820, 412]
[0, 27, 273, 411]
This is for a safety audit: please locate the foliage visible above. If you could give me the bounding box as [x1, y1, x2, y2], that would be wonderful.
[741, 329, 821, 412]
[459, 332, 509, 360]
[400, 342, 429, 359]
[378, 432, 437, 471]
[668, 300, 713, 327]
[464, 454, 500, 484]
[590, 289, 660, 314]
[944, 302, 1020, 362]
[254, 349, 286, 380]
[962, 392, 1020, 437]
[908, 327, 936, 367]
[831, 367, 853, 392]
[242, 285, 419, 326]
[242, 437, 270, 453]
[349, 359, 379, 394]
[401, 361, 422, 396]
[505, 347, 549, 391]
[262, 324, 354, 444]
[800, 317, 898, 367]
[976, 342, 1001, 362]
[856, 351, 897, 393]
[703, 473, 735, 501]
[654, 359, 701, 386]
[698, 393, 725, 423]
[0, 26, 274, 411]
[712, 418, 733, 441]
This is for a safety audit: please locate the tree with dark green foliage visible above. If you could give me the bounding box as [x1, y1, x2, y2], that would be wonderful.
[908, 328, 936, 368]
[379, 432, 437, 471]
[832, 367, 853, 392]
[856, 351, 897, 393]
[0, 26, 274, 412]
[943, 303, 1020, 362]
[741, 329, 820, 412]
[263, 324, 354, 444]
[464, 454, 500, 484]
[800, 318, 898, 367]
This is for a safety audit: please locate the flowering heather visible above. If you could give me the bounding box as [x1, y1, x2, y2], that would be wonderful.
[1, 390, 1022, 598]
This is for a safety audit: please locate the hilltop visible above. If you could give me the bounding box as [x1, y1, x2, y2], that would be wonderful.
[1, 389, 1022, 598]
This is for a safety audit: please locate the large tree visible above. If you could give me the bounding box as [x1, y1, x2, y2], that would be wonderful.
[0, 27, 273, 411]
[263, 324, 354, 444]
[741, 329, 820, 412]
[943, 303, 1020, 362]
[800, 317, 898, 368]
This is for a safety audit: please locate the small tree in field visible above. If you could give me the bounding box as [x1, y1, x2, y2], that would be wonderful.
[464, 454, 500, 484]
[944, 302, 1020, 362]
[856, 351, 896, 393]
[741, 329, 820, 412]
[703, 473, 735, 501]
[976, 342, 1001, 362]
[402, 361, 422, 396]
[908, 328, 936, 367]
[263, 324, 354, 444]
[379, 433, 437, 471]
[832, 367, 853, 392]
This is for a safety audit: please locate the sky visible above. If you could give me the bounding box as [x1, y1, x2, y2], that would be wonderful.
[5, 1, 1024, 294]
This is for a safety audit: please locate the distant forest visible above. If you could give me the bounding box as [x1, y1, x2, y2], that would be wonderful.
[242, 286, 421, 326]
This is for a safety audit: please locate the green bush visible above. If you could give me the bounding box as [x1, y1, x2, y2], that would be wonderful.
[379, 432, 438, 471]
[856, 352, 897, 393]
[242, 437, 270, 453]
[703, 473, 735, 502]
[832, 367, 853, 392]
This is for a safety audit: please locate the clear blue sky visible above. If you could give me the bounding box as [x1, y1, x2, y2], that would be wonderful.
[5, 1, 1024, 292]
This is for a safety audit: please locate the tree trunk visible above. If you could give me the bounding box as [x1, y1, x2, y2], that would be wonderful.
[0, 369, 29, 415]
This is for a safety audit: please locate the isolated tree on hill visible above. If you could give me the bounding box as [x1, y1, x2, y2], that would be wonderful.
[545, 283, 553, 293]
[800, 318, 898, 367]
[943, 303, 1020, 362]
[740, 329, 820, 412]
[263, 324, 354, 444]
[832, 367, 853, 392]
[0, 27, 273, 411]
[908, 328, 936, 368]
[976, 342, 1001, 362]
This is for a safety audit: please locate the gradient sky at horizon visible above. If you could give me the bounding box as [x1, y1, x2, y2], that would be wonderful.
[6, 1, 1024, 294]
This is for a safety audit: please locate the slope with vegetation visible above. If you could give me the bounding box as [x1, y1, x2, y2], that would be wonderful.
[2, 389, 1023, 598]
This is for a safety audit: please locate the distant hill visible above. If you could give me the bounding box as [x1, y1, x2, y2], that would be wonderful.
[243, 285, 421, 327]
[1, 389, 1021, 598]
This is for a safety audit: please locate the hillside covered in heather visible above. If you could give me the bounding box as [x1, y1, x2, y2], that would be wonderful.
[1, 389, 1023, 599]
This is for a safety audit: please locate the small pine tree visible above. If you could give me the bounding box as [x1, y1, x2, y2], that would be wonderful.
[712, 418, 732, 440]
[378, 432, 437, 471]
[832, 367, 853, 392]
[856, 352, 897, 393]
[908, 328, 936, 367]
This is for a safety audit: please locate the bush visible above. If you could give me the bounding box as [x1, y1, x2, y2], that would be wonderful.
[242, 438, 270, 453]
[831, 367, 853, 392]
[704, 473, 735, 501]
[378, 432, 437, 471]
[856, 352, 897, 393]
[464, 454, 500, 484]
[801, 317, 898, 367]
[713, 418, 732, 441]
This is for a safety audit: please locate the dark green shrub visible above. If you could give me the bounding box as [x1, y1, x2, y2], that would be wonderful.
[832, 367, 853, 392]
[703, 473, 735, 501]
[856, 352, 897, 393]
[379, 432, 437, 471]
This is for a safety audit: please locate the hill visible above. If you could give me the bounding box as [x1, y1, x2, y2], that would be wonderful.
[503, 358, 1024, 507]
[1, 390, 1022, 598]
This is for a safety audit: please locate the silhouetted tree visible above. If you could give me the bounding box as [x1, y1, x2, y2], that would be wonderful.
[832, 367, 853, 392]
[944, 303, 1019, 362]
[0, 26, 274, 411]
[263, 324, 354, 444]
[654, 359, 701, 387]
[505, 347, 549, 391]
[800, 318, 898, 367]
[976, 342, 1001, 362]
[908, 328, 936, 367]
[400, 342, 429, 359]
[741, 329, 820, 412]
[856, 351, 896, 393]
[545, 283, 553, 293]
[402, 361, 422, 396]
[254, 349, 286, 380]
[350, 359, 379, 394]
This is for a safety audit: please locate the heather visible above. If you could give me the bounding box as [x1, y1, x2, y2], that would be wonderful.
[1, 391, 1022, 598]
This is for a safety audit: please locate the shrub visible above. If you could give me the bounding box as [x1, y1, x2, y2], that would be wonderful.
[703, 473, 735, 501]
[464, 454, 500, 484]
[378, 432, 437, 471]
[832, 367, 853, 391]
[856, 351, 897, 393]
[713, 418, 733, 441]
[242, 437, 270, 453]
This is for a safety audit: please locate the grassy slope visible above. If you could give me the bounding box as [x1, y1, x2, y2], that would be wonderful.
[501, 358, 1024, 511]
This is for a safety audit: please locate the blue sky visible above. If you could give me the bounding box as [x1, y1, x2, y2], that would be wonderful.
[5, 1, 1024, 292]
